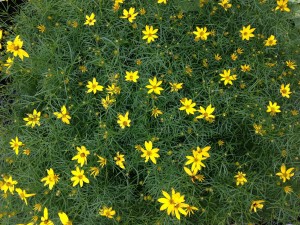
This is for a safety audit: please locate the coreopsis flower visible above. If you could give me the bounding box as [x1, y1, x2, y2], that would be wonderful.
[266, 101, 281, 116]
[283, 186, 293, 194]
[253, 124, 266, 136]
[70, 167, 90, 187]
[218, 0, 232, 11]
[280, 84, 292, 98]
[196, 104, 215, 122]
[241, 64, 251, 72]
[0, 29, 2, 49]
[146, 77, 164, 95]
[114, 152, 125, 169]
[179, 98, 196, 115]
[10, 136, 23, 155]
[37, 24, 46, 33]
[125, 71, 139, 82]
[15, 188, 35, 205]
[97, 155, 107, 167]
[264, 35, 277, 46]
[54, 105, 71, 124]
[6, 35, 29, 60]
[142, 25, 159, 43]
[58, 212, 72, 225]
[185, 205, 199, 217]
[183, 167, 204, 183]
[23, 109, 41, 128]
[34, 203, 42, 212]
[185, 150, 206, 173]
[276, 164, 295, 183]
[86, 77, 104, 94]
[99, 206, 116, 219]
[195, 146, 211, 159]
[236, 48, 244, 54]
[4, 57, 14, 70]
[219, 69, 237, 85]
[84, 13, 96, 26]
[1, 176, 17, 194]
[275, 0, 290, 12]
[140, 141, 160, 164]
[157, 0, 167, 4]
[106, 84, 121, 95]
[72, 146, 90, 167]
[40, 168, 59, 190]
[231, 53, 238, 61]
[101, 95, 115, 109]
[234, 172, 247, 186]
[169, 82, 183, 92]
[151, 107, 163, 118]
[157, 189, 188, 220]
[120, 8, 138, 23]
[193, 26, 210, 41]
[285, 60, 297, 70]
[250, 200, 265, 213]
[89, 167, 100, 178]
[214, 54, 222, 61]
[117, 111, 131, 129]
[240, 25, 255, 40]
[40, 207, 54, 225]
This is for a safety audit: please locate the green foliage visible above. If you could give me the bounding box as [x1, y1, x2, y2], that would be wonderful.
[0, 0, 300, 224]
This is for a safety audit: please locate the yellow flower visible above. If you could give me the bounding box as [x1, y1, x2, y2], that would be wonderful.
[15, 188, 35, 205]
[266, 101, 281, 116]
[193, 26, 210, 41]
[37, 24, 46, 33]
[120, 7, 138, 23]
[106, 83, 121, 95]
[146, 76, 164, 95]
[214, 54, 222, 61]
[185, 205, 199, 217]
[169, 82, 183, 92]
[241, 64, 251, 72]
[23, 109, 41, 128]
[97, 155, 107, 168]
[53, 105, 71, 124]
[72, 146, 90, 167]
[179, 98, 196, 115]
[275, 0, 290, 12]
[89, 167, 100, 178]
[140, 8, 146, 15]
[99, 206, 116, 219]
[218, 0, 232, 11]
[4, 57, 14, 70]
[142, 25, 159, 43]
[151, 107, 163, 118]
[84, 13, 96, 26]
[41, 168, 59, 190]
[101, 95, 115, 109]
[40, 207, 54, 225]
[231, 53, 238, 61]
[240, 25, 255, 40]
[195, 146, 211, 159]
[253, 124, 266, 136]
[183, 167, 205, 183]
[280, 84, 292, 98]
[117, 111, 131, 129]
[250, 200, 265, 213]
[70, 166, 90, 187]
[86, 77, 104, 94]
[33, 203, 42, 212]
[234, 172, 247, 186]
[10, 136, 23, 155]
[58, 212, 72, 225]
[140, 141, 160, 164]
[286, 60, 297, 70]
[236, 48, 244, 54]
[6, 35, 29, 60]
[1, 176, 17, 194]
[264, 35, 277, 46]
[157, 0, 167, 4]
[114, 152, 125, 169]
[125, 71, 139, 82]
[196, 104, 215, 122]
[219, 69, 237, 86]
[185, 150, 206, 173]
[276, 164, 295, 183]
[283, 186, 293, 194]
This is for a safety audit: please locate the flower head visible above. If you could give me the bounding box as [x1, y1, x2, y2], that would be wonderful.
[54, 105, 71, 124]
[6, 35, 29, 60]
[41, 168, 59, 190]
[220, 69, 237, 86]
[196, 104, 215, 122]
[240, 25, 255, 40]
[275, 0, 290, 12]
[99, 206, 116, 219]
[58, 212, 72, 225]
[97, 155, 107, 168]
[146, 77, 164, 95]
[264, 35, 277, 46]
[15, 188, 35, 205]
[193, 26, 210, 41]
[142, 25, 159, 43]
[40, 207, 54, 225]
[157, 0, 167, 4]
[140, 141, 160, 164]
[120, 8, 138, 23]
[169, 82, 183, 92]
[114, 152, 125, 169]
[10, 136, 23, 155]
[266, 101, 281, 116]
[117, 111, 131, 129]
[72, 146, 90, 167]
[84, 13, 96, 26]
[179, 98, 196, 115]
[70, 167, 89, 187]
[234, 172, 247, 186]
[276, 164, 295, 183]
[1, 176, 17, 194]
[218, 0, 232, 11]
[185, 150, 206, 173]
[280, 84, 292, 98]
[151, 107, 163, 118]
[286, 60, 297, 70]
[86, 78, 104, 94]
[250, 200, 265, 213]
[125, 71, 139, 82]
[23, 109, 41, 128]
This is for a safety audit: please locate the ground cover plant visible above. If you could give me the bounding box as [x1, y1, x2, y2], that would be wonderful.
[0, 0, 300, 224]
